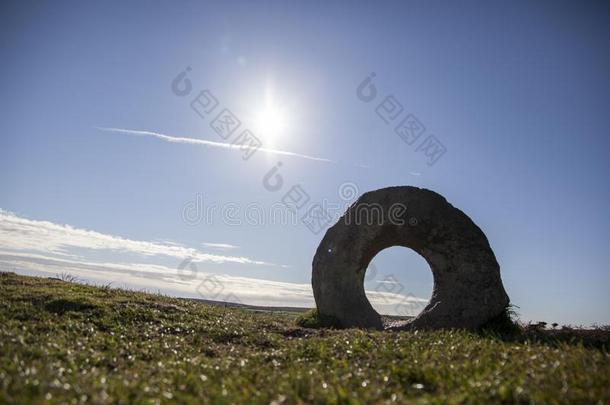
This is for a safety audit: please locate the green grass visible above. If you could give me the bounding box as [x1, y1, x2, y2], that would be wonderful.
[1, 272, 608, 404]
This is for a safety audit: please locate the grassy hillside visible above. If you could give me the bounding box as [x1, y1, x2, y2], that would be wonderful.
[1, 272, 608, 404]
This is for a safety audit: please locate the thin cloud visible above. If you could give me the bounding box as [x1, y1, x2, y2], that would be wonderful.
[202, 242, 239, 250]
[97, 127, 334, 163]
[376, 279, 402, 285]
[0, 209, 278, 266]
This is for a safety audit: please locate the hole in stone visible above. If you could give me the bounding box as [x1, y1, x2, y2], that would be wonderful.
[364, 246, 433, 323]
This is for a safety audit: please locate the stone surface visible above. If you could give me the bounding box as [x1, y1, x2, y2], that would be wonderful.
[311, 186, 509, 330]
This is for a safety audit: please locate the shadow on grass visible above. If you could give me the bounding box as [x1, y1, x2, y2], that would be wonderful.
[44, 298, 100, 315]
[296, 309, 342, 329]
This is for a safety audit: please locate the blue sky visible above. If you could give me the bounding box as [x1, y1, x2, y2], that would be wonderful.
[1, 1, 609, 325]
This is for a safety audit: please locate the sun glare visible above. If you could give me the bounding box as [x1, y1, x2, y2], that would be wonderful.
[253, 90, 289, 148]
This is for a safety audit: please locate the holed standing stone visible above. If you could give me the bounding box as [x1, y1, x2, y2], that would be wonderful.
[312, 186, 509, 330]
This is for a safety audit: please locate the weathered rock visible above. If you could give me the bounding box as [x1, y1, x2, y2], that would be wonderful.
[311, 186, 509, 330]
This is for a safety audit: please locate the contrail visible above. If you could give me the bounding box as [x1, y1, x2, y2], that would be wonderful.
[96, 127, 333, 163]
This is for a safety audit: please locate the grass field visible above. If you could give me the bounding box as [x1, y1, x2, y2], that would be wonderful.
[1, 272, 608, 404]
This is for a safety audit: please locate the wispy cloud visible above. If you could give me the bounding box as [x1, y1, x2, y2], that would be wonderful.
[0, 209, 276, 266]
[202, 242, 239, 250]
[97, 127, 334, 163]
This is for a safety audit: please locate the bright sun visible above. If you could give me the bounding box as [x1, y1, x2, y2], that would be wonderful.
[253, 90, 289, 148]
